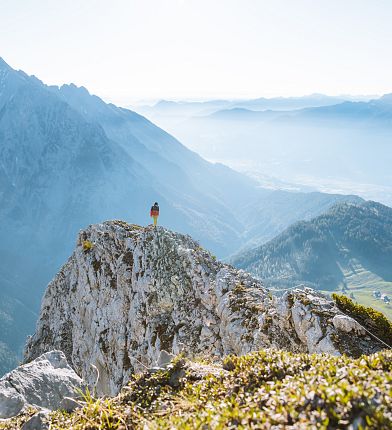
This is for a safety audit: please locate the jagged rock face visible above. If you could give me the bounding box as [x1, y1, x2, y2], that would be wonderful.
[24, 222, 382, 396]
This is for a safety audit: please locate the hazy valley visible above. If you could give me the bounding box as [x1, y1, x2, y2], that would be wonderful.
[134, 95, 392, 206]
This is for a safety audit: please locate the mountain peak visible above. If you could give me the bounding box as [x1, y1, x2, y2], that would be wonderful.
[0, 57, 12, 72]
[60, 83, 90, 96]
[24, 220, 382, 396]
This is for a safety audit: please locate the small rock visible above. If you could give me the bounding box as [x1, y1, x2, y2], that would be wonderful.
[21, 411, 49, 430]
[148, 366, 164, 374]
[58, 396, 82, 413]
[156, 350, 174, 368]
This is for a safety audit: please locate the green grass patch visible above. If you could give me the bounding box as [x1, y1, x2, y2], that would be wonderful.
[352, 289, 392, 321]
[82, 240, 93, 252]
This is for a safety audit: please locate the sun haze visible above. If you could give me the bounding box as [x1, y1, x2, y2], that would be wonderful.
[1, 0, 392, 102]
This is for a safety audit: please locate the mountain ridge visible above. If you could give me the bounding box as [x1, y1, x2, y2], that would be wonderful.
[232, 201, 392, 307]
[207, 95, 392, 126]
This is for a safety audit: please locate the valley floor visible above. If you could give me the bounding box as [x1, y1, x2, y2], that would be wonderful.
[321, 260, 392, 321]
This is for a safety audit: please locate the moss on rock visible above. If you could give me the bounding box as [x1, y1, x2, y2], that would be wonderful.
[332, 293, 392, 347]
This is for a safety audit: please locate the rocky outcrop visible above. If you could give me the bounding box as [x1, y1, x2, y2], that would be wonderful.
[24, 222, 382, 396]
[0, 351, 83, 419]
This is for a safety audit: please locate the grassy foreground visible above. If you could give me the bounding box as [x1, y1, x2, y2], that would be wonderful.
[2, 349, 391, 430]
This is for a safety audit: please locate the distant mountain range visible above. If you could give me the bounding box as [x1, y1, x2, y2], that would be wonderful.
[208, 94, 392, 126]
[232, 201, 392, 311]
[0, 57, 363, 374]
[135, 94, 374, 119]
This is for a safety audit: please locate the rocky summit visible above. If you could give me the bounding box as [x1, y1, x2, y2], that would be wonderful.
[24, 222, 383, 396]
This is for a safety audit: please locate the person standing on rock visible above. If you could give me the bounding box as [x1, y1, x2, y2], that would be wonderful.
[150, 202, 159, 227]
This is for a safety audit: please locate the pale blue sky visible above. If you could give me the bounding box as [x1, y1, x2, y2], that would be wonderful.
[1, 0, 392, 103]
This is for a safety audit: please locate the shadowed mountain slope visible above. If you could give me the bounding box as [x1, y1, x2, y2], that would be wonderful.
[232, 201, 392, 298]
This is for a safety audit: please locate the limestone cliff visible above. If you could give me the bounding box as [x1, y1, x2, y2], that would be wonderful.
[24, 222, 382, 395]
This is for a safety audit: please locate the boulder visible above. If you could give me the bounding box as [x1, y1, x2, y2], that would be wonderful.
[332, 314, 366, 335]
[0, 350, 83, 419]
